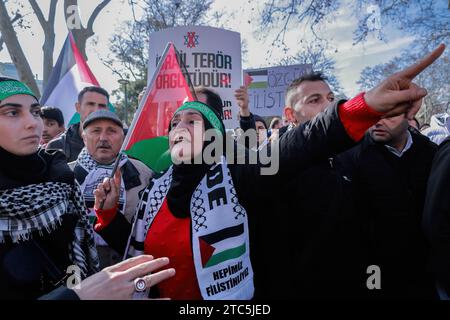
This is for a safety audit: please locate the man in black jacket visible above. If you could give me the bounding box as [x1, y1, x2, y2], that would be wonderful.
[46, 86, 109, 162]
[339, 114, 437, 299]
[423, 137, 450, 299]
[230, 47, 446, 299]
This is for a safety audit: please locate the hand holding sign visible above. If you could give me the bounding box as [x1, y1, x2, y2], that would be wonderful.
[365, 44, 446, 119]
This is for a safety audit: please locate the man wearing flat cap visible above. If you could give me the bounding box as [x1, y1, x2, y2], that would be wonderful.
[69, 110, 153, 268]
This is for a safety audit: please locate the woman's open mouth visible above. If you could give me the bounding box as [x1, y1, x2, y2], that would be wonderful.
[173, 135, 190, 145]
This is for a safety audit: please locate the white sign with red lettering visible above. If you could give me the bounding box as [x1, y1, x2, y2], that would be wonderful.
[149, 26, 242, 129]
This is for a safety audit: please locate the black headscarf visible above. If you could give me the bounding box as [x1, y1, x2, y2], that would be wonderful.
[0, 147, 73, 190]
[0, 147, 47, 189]
[166, 103, 225, 218]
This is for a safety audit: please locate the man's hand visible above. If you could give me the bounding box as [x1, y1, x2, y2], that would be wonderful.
[365, 44, 446, 120]
[94, 169, 121, 210]
[235, 86, 250, 117]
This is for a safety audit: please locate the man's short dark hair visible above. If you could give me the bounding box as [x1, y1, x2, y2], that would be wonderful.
[194, 86, 223, 118]
[285, 72, 329, 107]
[78, 86, 109, 104]
[40, 106, 64, 127]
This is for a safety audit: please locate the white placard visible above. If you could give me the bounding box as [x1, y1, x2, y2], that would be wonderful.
[149, 26, 242, 129]
[245, 64, 313, 117]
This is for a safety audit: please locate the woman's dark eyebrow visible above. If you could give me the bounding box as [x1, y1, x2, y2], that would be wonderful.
[0, 102, 40, 109]
[186, 111, 202, 116]
[0, 103, 22, 109]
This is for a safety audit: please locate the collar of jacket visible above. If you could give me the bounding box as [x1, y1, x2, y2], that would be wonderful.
[73, 157, 141, 191]
[66, 123, 83, 144]
[365, 126, 431, 153]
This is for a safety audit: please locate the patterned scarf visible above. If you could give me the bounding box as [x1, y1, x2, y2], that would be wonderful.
[74, 148, 128, 246]
[126, 156, 254, 300]
[0, 182, 100, 277]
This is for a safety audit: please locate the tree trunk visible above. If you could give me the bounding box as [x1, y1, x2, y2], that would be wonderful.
[29, 0, 57, 89]
[42, 29, 55, 88]
[70, 28, 93, 60]
[0, 1, 40, 97]
[0, 11, 22, 53]
[64, 0, 111, 60]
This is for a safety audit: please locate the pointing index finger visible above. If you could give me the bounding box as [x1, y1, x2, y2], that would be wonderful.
[397, 44, 445, 80]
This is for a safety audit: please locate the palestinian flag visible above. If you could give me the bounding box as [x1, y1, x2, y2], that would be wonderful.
[245, 69, 268, 89]
[200, 223, 246, 268]
[40, 32, 113, 127]
[121, 43, 195, 173]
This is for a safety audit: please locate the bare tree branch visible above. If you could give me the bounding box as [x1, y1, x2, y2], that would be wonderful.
[0, 12, 22, 52]
[87, 0, 111, 34]
[64, 0, 111, 60]
[0, 1, 39, 96]
[28, 0, 58, 87]
[28, 0, 47, 28]
[48, 0, 57, 26]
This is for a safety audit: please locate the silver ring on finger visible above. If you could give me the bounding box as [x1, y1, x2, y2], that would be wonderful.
[134, 278, 147, 292]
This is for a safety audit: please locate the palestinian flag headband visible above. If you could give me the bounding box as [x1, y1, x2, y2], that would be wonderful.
[175, 101, 225, 135]
[0, 80, 38, 102]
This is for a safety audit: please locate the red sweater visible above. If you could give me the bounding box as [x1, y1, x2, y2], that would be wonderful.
[143, 199, 202, 299]
[96, 200, 203, 299]
[338, 92, 382, 141]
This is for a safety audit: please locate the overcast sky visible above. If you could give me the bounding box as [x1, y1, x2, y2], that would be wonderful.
[0, 0, 416, 101]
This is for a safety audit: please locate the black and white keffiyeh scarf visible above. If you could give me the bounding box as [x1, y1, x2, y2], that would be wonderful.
[0, 181, 100, 277]
[74, 148, 128, 245]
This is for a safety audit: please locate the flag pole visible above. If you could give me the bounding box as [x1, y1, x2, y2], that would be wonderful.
[120, 42, 173, 153]
[122, 43, 197, 260]
[97, 43, 174, 210]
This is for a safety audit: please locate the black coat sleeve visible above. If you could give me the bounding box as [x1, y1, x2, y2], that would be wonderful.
[239, 113, 258, 150]
[240, 113, 256, 132]
[232, 101, 356, 205]
[423, 139, 450, 295]
[96, 213, 132, 257]
[277, 101, 355, 176]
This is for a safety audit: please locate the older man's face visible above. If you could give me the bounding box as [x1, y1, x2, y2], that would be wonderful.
[82, 119, 124, 164]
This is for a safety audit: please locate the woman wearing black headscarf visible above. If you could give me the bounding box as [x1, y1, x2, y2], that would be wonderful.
[0, 78, 101, 299]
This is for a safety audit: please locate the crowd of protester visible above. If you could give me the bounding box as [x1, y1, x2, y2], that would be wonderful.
[1, 43, 449, 300]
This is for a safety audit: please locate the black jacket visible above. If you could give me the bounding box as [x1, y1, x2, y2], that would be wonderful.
[277, 154, 363, 300]
[46, 123, 84, 163]
[0, 149, 79, 300]
[423, 137, 450, 298]
[278, 128, 437, 300]
[342, 128, 437, 299]
[96, 101, 357, 299]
